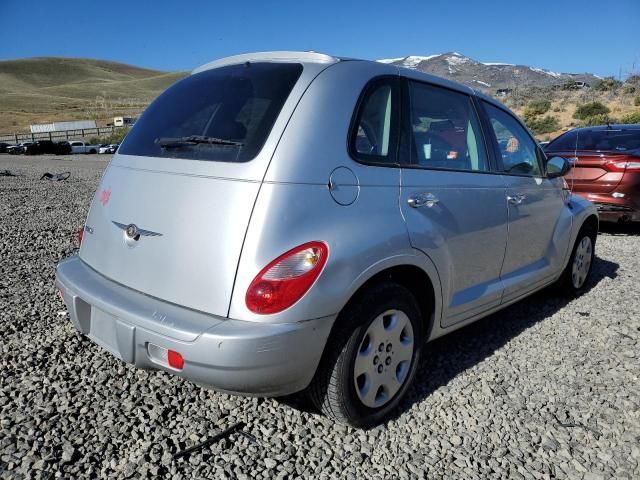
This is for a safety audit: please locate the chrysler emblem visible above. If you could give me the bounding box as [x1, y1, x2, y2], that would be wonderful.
[125, 224, 139, 239]
[112, 221, 162, 239]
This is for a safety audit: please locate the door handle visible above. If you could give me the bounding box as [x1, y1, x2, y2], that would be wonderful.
[506, 193, 526, 205]
[408, 193, 439, 208]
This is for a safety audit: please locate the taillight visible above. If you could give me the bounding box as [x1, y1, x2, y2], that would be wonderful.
[605, 160, 640, 172]
[621, 161, 640, 170]
[77, 227, 84, 244]
[246, 241, 329, 314]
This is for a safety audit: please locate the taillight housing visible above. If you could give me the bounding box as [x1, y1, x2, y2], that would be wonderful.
[77, 227, 84, 244]
[246, 241, 329, 314]
[605, 160, 640, 172]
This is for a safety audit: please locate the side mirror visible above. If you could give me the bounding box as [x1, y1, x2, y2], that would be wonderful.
[546, 156, 571, 178]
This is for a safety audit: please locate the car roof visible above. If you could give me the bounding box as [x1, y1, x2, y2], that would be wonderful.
[192, 51, 339, 74]
[566, 124, 640, 133]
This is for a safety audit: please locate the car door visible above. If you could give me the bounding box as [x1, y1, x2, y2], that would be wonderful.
[399, 80, 508, 327]
[481, 101, 572, 302]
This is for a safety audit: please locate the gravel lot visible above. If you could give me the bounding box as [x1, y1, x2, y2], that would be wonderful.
[1, 154, 639, 479]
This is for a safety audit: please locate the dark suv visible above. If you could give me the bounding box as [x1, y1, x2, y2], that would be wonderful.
[24, 140, 72, 155]
[545, 124, 640, 222]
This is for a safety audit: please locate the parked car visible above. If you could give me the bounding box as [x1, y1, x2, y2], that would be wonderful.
[24, 140, 73, 155]
[7, 142, 33, 154]
[99, 144, 119, 154]
[0, 142, 10, 153]
[55, 141, 72, 155]
[56, 51, 598, 428]
[545, 124, 640, 222]
[6, 144, 21, 154]
[69, 141, 100, 154]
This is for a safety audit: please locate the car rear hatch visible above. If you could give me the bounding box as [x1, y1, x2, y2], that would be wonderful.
[563, 151, 632, 194]
[78, 58, 335, 327]
[549, 128, 640, 194]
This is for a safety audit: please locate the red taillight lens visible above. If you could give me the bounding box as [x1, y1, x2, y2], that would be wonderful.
[77, 227, 84, 244]
[246, 241, 329, 314]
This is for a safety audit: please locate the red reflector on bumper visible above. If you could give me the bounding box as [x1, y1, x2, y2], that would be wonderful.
[168, 350, 184, 370]
[147, 343, 184, 371]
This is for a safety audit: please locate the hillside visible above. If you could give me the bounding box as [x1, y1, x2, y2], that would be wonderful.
[0, 57, 187, 133]
[378, 52, 600, 90]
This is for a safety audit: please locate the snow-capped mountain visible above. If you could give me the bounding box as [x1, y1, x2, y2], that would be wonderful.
[378, 52, 598, 90]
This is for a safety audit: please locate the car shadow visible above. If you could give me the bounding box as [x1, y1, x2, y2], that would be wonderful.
[279, 255, 619, 426]
[599, 222, 640, 236]
[390, 254, 619, 425]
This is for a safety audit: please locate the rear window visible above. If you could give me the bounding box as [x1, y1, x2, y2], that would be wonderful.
[548, 129, 640, 152]
[119, 62, 303, 162]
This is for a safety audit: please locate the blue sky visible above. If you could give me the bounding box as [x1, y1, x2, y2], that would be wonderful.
[1, 0, 638, 77]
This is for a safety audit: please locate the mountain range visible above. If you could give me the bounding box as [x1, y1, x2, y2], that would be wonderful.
[378, 52, 600, 91]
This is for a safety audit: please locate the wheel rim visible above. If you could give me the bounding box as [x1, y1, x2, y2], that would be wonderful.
[571, 235, 593, 289]
[353, 309, 415, 409]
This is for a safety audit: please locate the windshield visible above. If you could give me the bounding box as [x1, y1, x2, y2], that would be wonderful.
[548, 128, 640, 153]
[119, 62, 303, 162]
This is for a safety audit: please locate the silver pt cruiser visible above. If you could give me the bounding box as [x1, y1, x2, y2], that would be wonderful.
[56, 51, 598, 428]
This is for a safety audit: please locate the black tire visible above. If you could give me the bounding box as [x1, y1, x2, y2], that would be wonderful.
[309, 282, 423, 428]
[557, 223, 597, 296]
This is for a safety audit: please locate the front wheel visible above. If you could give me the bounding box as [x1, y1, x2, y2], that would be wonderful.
[557, 224, 596, 295]
[309, 282, 423, 428]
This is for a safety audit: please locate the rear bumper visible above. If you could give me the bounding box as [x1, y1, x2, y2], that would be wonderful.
[573, 192, 640, 222]
[55, 256, 335, 396]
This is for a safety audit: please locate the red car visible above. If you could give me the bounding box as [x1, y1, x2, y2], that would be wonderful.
[545, 124, 640, 222]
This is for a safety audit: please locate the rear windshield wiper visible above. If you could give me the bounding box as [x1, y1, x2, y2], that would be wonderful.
[156, 135, 244, 148]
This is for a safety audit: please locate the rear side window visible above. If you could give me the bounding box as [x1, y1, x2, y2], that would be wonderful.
[569, 129, 640, 152]
[119, 63, 303, 162]
[483, 103, 542, 176]
[546, 130, 577, 151]
[406, 82, 488, 172]
[350, 78, 399, 165]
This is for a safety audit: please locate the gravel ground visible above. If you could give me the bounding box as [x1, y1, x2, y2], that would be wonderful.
[1, 154, 639, 479]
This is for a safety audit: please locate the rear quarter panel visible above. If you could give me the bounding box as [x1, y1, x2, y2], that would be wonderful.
[229, 61, 443, 324]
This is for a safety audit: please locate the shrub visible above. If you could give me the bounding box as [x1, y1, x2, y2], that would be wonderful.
[620, 111, 640, 124]
[635, 96, 640, 107]
[574, 102, 610, 120]
[525, 99, 551, 116]
[593, 76, 622, 91]
[581, 114, 617, 126]
[626, 74, 640, 86]
[525, 115, 560, 134]
[100, 128, 129, 144]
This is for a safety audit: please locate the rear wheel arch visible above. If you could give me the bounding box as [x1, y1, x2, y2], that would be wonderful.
[328, 264, 437, 348]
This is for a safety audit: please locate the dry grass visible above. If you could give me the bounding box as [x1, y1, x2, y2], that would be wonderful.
[506, 88, 640, 140]
[0, 57, 187, 133]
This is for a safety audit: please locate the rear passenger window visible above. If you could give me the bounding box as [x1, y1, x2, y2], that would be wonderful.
[483, 103, 542, 176]
[406, 82, 488, 172]
[350, 79, 399, 164]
